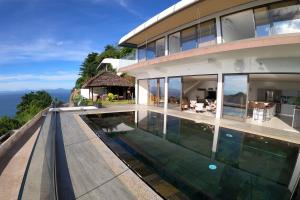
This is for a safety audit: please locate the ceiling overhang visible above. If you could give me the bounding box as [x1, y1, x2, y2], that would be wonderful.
[119, 0, 256, 46]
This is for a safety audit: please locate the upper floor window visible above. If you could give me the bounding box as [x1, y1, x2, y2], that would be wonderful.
[259, 0, 300, 36]
[169, 32, 181, 55]
[181, 26, 197, 51]
[221, 10, 255, 43]
[155, 38, 165, 57]
[198, 19, 216, 47]
[138, 45, 146, 61]
[222, 0, 300, 42]
[138, 38, 166, 61]
[146, 41, 156, 60]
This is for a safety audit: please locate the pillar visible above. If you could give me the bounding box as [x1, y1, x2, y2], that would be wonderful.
[216, 73, 223, 119]
[91, 87, 94, 102]
[216, 17, 222, 44]
[135, 79, 138, 105]
[164, 35, 169, 56]
[212, 124, 220, 153]
[163, 113, 167, 137]
[289, 150, 300, 193]
[164, 77, 168, 111]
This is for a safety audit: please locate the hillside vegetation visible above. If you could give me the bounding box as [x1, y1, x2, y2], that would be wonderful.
[0, 91, 52, 137]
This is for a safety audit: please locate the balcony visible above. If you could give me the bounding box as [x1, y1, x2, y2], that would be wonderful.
[119, 3, 300, 72]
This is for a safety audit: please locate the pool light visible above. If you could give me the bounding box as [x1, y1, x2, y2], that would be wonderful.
[209, 164, 217, 170]
[226, 133, 233, 138]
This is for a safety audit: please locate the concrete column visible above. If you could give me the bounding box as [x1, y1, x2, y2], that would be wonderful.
[135, 79, 138, 105]
[164, 35, 169, 56]
[216, 73, 223, 119]
[289, 149, 300, 193]
[164, 77, 168, 111]
[134, 110, 138, 123]
[163, 113, 167, 136]
[212, 124, 220, 153]
[215, 17, 222, 44]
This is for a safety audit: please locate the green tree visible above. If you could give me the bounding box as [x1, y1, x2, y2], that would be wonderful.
[16, 91, 52, 125]
[0, 116, 20, 137]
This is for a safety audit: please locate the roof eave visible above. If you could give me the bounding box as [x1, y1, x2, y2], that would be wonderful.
[118, 0, 200, 46]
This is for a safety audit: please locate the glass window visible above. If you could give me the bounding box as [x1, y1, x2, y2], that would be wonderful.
[254, 7, 271, 37]
[269, 0, 300, 35]
[156, 38, 165, 57]
[168, 77, 182, 110]
[148, 78, 165, 107]
[138, 45, 146, 61]
[148, 79, 158, 106]
[222, 10, 255, 43]
[181, 26, 197, 51]
[168, 32, 181, 55]
[158, 78, 165, 107]
[146, 41, 155, 60]
[223, 75, 248, 120]
[198, 20, 216, 47]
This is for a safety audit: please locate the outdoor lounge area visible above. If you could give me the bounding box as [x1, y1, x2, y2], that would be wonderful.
[138, 75, 218, 117]
[82, 71, 135, 102]
[181, 75, 217, 116]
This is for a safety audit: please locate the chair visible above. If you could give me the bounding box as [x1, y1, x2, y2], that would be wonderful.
[181, 98, 189, 110]
[195, 103, 204, 113]
[253, 102, 267, 122]
[190, 100, 197, 110]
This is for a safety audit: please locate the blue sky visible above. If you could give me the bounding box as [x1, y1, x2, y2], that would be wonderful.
[0, 0, 179, 91]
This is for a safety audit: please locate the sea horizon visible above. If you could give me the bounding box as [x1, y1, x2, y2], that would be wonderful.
[0, 89, 71, 118]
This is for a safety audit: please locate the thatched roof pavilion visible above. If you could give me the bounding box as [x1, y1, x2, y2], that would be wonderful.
[82, 71, 134, 101]
[83, 71, 134, 88]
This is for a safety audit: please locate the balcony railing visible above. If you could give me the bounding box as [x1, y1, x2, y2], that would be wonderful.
[119, 51, 137, 69]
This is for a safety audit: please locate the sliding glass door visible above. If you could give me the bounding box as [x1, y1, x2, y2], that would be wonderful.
[223, 75, 248, 120]
[168, 77, 182, 110]
[148, 78, 165, 107]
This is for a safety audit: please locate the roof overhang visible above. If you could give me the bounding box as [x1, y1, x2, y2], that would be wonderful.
[119, 0, 257, 46]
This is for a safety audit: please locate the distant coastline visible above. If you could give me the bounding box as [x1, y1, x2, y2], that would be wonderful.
[0, 89, 71, 117]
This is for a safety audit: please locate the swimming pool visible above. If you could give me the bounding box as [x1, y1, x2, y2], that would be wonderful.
[81, 110, 300, 200]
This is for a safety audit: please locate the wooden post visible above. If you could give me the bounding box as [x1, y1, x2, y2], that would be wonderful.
[91, 87, 94, 102]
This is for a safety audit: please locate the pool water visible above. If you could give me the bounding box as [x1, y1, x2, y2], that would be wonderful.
[82, 111, 300, 200]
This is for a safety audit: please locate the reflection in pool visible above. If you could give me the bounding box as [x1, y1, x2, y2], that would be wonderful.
[81, 111, 300, 200]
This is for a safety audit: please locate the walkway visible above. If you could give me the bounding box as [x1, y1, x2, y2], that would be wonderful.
[0, 117, 44, 200]
[58, 112, 162, 200]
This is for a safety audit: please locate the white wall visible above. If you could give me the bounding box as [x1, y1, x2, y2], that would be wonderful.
[138, 80, 148, 105]
[80, 89, 90, 99]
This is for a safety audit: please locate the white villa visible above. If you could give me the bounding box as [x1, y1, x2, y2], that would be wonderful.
[107, 0, 300, 132]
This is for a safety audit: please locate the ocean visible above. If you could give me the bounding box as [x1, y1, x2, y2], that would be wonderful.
[0, 90, 71, 117]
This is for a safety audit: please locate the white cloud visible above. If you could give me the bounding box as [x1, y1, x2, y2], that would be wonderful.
[0, 38, 96, 64]
[0, 71, 78, 91]
[90, 0, 142, 17]
[0, 71, 79, 81]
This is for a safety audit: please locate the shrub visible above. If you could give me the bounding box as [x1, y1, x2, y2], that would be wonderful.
[0, 116, 21, 137]
[106, 93, 117, 102]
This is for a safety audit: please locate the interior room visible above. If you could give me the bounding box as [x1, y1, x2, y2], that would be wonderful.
[181, 75, 218, 116]
[248, 74, 300, 131]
